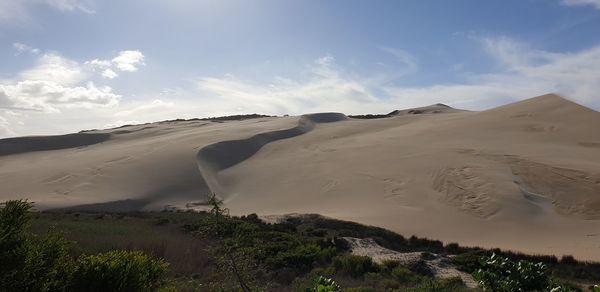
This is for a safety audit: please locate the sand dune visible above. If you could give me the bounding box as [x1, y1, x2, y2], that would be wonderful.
[0, 133, 111, 156]
[197, 113, 347, 194]
[1, 93, 600, 260]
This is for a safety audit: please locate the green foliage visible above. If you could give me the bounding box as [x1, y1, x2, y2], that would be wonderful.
[1, 200, 170, 292]
[407, 277, 465, 292]
[331, 255, 379, 278]
[306, 276, 341, 292]
[207, 193, 228, 219]
[0, 199, 32, 275]
[391, 267, 424, 284]
[450, 250, 488, 272]
[473, 253, 579, 292]
[0, 200, 74, 292]
[22, 230, 75, 291]
[72, 250, 169, 292]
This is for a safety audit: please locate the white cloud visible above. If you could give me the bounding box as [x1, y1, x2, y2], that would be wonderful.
[0, 48, 147, 137]
[85, 58, 112, 69]
[13, 42, 40, 55]
[384, 37, 600, 109]
[0, 51, 121, 115]
[44, 0, 95, 14]
[0, 0, 95, 23]
[20, 53, 86, 86]
[103, 120, 143, 129]
[84, 50, 146, 78]
[115, 99, 174, 117]
[101, 68, 118, 79]
[380, 47, 418, 73]
[0, 113, 14, 136]
[561, 0, 600, 9]
[190, 39, 600, 115]
[194, 56, 379, 115]
[0, 80, 120, 113]
[0, 1, 30, 23]
[112, 50, 145, 72]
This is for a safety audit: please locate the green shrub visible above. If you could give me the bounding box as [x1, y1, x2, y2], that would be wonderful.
[306, 275, 341, 292]
[0, 200, 74, 291]
[473, 253, 577, 292]
[331, 255, 378, 278]
[345, 287, 375, 292]
[72, 250, 169, 292]
[408, 277, 465, 291]
[451, 250, 488, 272]
[391, 267, 423, 284]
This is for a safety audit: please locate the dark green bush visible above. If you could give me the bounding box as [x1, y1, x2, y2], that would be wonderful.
[0, 200, 74, 292]
[72, 250, 169, 292]
[391, 267, 423, 284]
[473, 253, 578, 292]
[450, 250, 488, 272]
[408, 277, 465, 291]
[1, 200, 171, 292]
[306, 275, 341, 292]
[332, 255, 379, 278]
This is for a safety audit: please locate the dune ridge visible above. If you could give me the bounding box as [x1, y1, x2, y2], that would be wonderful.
[0, 133, 111, 156]
[196, 113, 348, 195]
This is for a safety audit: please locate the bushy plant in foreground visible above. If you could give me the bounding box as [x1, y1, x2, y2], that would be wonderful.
[306, 276, 341, 292]
[71, 250, 169, 292]
[0, 200, 74, 291]
[474, 253, 578, 292]
[0, 200, 170, 292]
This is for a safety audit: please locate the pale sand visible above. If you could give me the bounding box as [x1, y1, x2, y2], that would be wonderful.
[343, 237, 478, 288]
[1, 93, 600, 260]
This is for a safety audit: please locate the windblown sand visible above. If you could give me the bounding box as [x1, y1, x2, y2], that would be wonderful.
[1, 94, 600, 260]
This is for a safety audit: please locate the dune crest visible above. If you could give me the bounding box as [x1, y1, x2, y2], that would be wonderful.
[0, 133, 111, 156]
[196, 113, 347, 195]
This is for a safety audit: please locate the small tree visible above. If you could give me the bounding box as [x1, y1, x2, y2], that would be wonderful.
[208, 193, 229, 219]
[203, 193, 253, 292]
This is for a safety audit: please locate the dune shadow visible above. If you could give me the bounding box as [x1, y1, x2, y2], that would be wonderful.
[0, 133, 111, 156]
[195, 113, 347, 195]
[197, 113, 347, 171]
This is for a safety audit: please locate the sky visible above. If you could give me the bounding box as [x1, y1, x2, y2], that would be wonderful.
[1, 0, 600, 137]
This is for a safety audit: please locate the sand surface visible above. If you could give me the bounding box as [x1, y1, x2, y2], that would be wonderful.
[1, 94, 600, 260]
[343, 237, 478, 288]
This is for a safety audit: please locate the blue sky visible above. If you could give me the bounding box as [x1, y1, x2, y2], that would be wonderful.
[1, 0, 600, 137]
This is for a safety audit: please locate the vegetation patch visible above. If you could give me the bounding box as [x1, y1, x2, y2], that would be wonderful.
[4, 197, 600, 291]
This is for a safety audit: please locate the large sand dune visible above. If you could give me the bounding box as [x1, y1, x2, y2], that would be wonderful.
[1, 94, 600, 260]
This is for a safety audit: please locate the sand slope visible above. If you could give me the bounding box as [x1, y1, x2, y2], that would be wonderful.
[1, 94, 600, 260]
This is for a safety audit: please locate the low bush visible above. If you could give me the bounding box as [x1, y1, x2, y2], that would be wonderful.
[473, 253, 579, 292]
[72, 250, 169, 292]
[306, 275, 341, 292]
[331, 255, 379, 278]
[1, 200, 74, 291]
[1, 200, 171, 292]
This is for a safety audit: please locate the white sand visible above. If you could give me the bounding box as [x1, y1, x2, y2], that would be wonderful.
[1, 93, 600, 260]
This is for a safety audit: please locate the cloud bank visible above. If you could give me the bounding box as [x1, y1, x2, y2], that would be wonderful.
[192, 37, 600, 115]
[561, 0, 600, 9]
